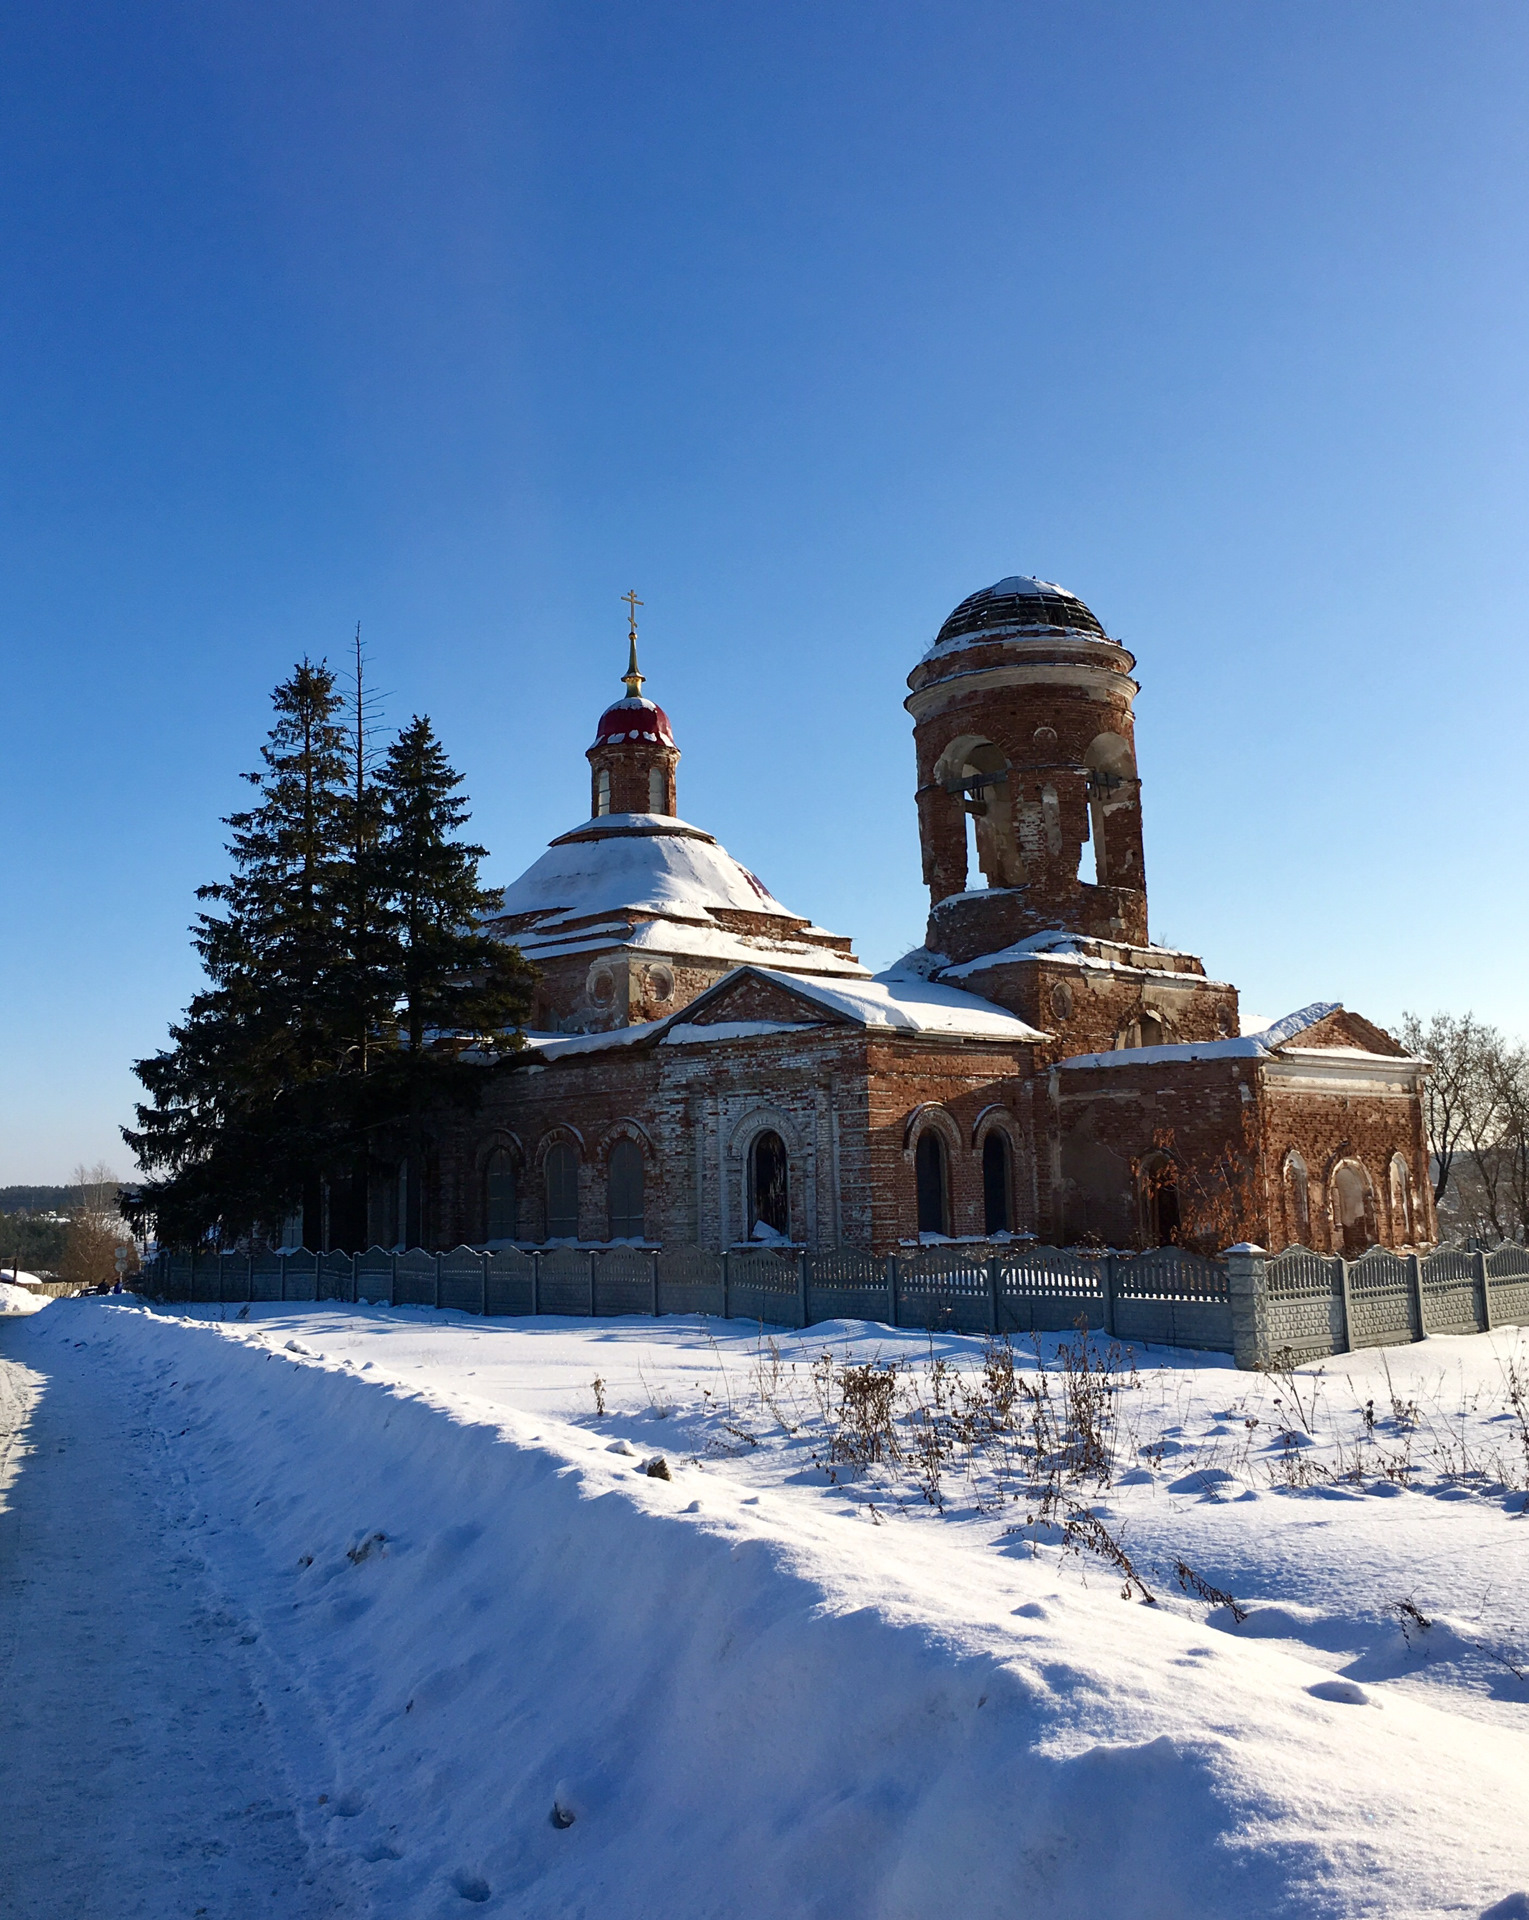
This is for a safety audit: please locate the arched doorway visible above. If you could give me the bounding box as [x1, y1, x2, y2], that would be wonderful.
[750, 1132, 790, 1239]
[916, 1132, 948, 1236]
[1332, 1161, 1373, 1255]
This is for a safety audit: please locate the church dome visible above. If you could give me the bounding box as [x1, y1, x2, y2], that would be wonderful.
[593, 696, 676, 749]
[933, 575, 1107, 647]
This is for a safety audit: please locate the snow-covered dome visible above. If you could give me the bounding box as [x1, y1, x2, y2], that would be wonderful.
[932, 576, 1107, 648]
[592, 697, 675, 749]
[495, 815, 788, 930]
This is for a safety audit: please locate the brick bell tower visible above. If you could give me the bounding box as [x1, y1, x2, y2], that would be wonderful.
[587, 592, 680, 818]
[907, 576, 1148, 965]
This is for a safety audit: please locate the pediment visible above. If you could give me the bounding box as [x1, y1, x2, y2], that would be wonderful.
[1276, 1008, 1405, 1056]
[677, 969, 850, 1029]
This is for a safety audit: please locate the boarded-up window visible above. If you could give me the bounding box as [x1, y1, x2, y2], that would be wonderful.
[608, 1138, 645, 1241]
[545, 1142, 579, 1241]
[648, 765, 665, 814]
[750, 1132, 790, 1238]
[916, 1132, 948, 1236]
[485, 1149, 517, 1242]
[982, 1132, 1010, 1235]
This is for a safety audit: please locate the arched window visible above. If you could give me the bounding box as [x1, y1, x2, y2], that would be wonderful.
[1388, 1155, 1414, 1245]
[1283, 1151, 1311, 1246]
[485, 1149, 517, 1242]
[544, 1142, 579, 1241]
[1332, 1161, 1372, 1256]
[915, 1132, 948, 1236]
[595, 768, 611, 817]
[1138, 1010, 1166, 1048]
[750, 1131, 790, 1239]
[608, 1138, 645, 1241]
[982, 1132, 1011, 1236]
[647, 765, 665, 814]
[1138, 1153, 1180, 1246]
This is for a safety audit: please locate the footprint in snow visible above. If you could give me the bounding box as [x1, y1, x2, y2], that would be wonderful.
[451, 1870, 492, 1901]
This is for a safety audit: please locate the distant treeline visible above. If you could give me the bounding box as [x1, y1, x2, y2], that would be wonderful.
[0, 1185, 80, 1214]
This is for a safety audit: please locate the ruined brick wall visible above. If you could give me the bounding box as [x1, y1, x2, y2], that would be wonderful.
[946, 952, 1238, 1068]
[1257, 1068, 1437, 1252]
[422, 1028, 1036, 1254]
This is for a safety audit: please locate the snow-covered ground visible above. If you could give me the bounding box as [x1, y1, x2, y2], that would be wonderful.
[0, 1278, 47, 1314]
[2, 1296, 1527, 1918]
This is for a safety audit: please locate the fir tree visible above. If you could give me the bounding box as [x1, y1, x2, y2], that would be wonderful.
[125, 662, 356, 1244]
[369, 716, 535, 1243]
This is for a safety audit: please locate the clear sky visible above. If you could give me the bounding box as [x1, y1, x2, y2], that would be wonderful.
[3, 2, 1527, 1182]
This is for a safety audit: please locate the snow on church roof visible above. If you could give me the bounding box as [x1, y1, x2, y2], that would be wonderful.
[486, 815, 868, 976]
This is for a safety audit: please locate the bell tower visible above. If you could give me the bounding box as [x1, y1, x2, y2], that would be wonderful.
[906, 576, 1147, 964]
[586, 592, 680, 818]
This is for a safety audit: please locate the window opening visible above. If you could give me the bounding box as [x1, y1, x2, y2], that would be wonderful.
[595, 768, 611, 817]
[915, 1132, 948, 1236]
[544, 1142, 579, 1241]
[750, 1131, 791, 1239]
[982, 1132, 1010, 1236]
[648, 765, 665, 814]
[1389, 1155, 1413, 1244]
[608, 1138, 646, 1241]
[485, 1149, 517, 1242]
[1284, 1152, 1311, 1245]
[1332, 1162, 1371, 1256]
[1140, 1154, 1180, 1246]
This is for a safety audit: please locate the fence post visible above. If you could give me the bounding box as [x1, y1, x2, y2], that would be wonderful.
[589, 1249, 598, 1318]
[388, 1252, 397, 1308]
[1478, 1247, 1494, 1332]
[1337, 1257, 1353, 1353]
[721, 1249, 730, 1322]
[889, 1252, 900, 1328]
[280, 1259, 288, 1305]
[987, 1252, 1000, 1335]
[1102, 1251, 1117, 1339]
[245, 1253, 253, 1304]
[480, 1252, 489, 1318]
[531, 1250, 541, 1317]
[1224, 1243, 1268, 1371]
[650, 1247, 659, 1319]
[1408, 1251, 1426, 1339]
[798, 1249, 809, 1329]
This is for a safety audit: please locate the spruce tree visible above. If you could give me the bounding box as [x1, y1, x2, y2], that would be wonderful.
[125, 661, 357, 1244]
[369, 715, 535, 1244]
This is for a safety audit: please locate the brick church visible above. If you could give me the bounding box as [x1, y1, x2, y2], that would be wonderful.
[421, 577, 1435, 1259]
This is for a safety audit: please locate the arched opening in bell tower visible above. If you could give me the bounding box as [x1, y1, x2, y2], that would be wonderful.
[934, 736, 1023, 891]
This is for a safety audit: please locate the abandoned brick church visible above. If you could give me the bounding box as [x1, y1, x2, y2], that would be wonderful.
[415, 577, 1434, 1259]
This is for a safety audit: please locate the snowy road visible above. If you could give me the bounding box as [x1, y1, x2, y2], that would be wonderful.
[0, 1329, 351, 1920]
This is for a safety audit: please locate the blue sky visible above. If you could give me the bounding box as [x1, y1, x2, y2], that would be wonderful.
[3, 2, 1526, 1181]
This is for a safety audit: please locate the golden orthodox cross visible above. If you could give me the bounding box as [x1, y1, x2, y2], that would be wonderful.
[622, 589, 643, 636]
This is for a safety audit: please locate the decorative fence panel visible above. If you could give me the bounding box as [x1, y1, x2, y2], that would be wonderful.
[1113, 1248, 1233, 1353]
[1261, 1248, 1347, 1361]
[134, 1233, 1529, 1368]
[653, 1246, 724, 1318]
[392, 1248, 437, 1309]
[354, 1247, 395, 1305]
[1489, 1244, 1529, 1327]
[1419, 1248, 1481, 1336]
[895, 1247, 993, 1334]
[487, 1248, 535, 1317]
[537, 1247, 593, 1317]
[804, 1251, 891, 1327]
[725, 1248, 801, 1325]
[592, 1246, 655, 1318]
[1344, 1249, 1418, 1348]
[999, 1246, 1103, 1334]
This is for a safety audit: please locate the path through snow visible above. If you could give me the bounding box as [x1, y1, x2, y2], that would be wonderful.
[0, 1328, 353, 1919]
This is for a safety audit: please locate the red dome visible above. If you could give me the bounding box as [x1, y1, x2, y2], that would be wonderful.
[593, 697, 675, 749]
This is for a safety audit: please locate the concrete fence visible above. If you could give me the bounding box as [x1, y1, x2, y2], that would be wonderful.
[136, 1241, 1235, 1353]
[1227, 1241, 1529, 1368]
[134, 1239, 1529, 1369]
